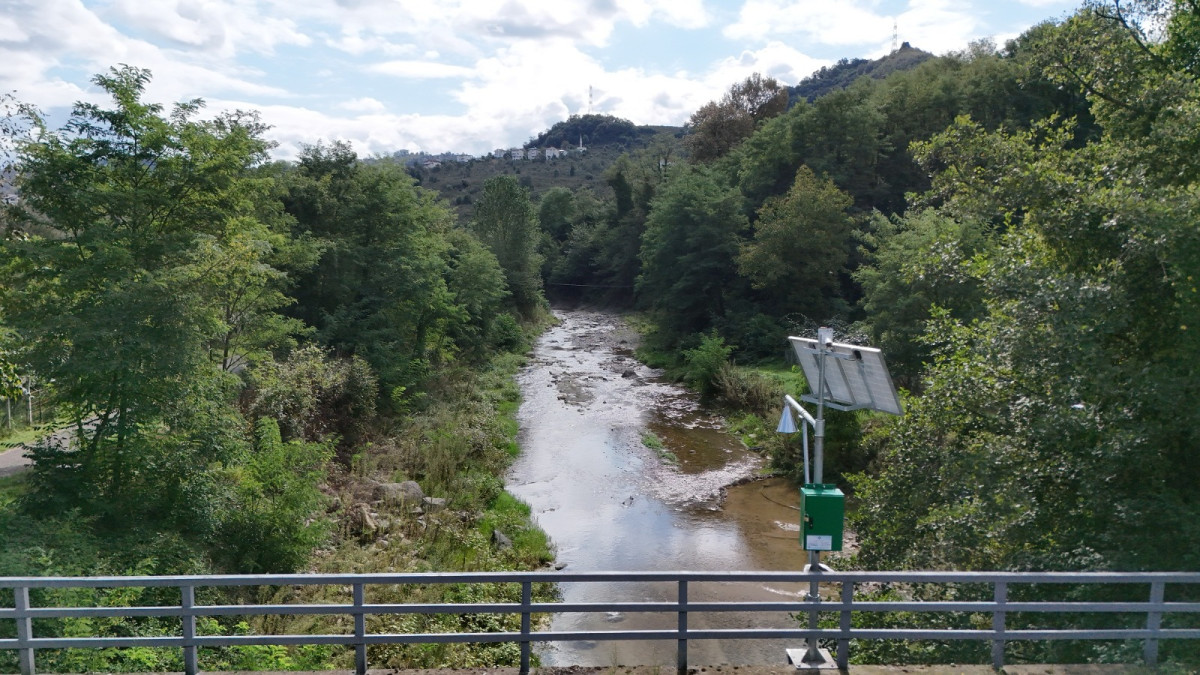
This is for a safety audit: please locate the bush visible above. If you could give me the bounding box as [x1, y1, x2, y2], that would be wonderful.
[682, 331, 734, 398]
[713, 363, 780, 417]
[488, 313, 527, 352]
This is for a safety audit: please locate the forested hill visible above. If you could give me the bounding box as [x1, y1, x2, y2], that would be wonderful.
[789, 43, 933, 104]
[524, 114, 672, 149]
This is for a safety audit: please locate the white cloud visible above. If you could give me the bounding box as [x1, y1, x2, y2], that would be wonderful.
[896, 0, 984, 55]
[104, 0, 311, 58]
[704, 41, 828, 88]
[338, 97, 387, 113]
[368, 60, 477, 79]
[724, 0, 895, 46]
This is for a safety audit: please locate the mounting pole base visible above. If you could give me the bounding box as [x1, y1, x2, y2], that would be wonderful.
[786, 646, 838, 670]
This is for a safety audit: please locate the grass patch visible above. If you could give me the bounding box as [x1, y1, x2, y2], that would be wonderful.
[727, 411, 771, 449]
[0, 472, 29, 509]
[478, 491, 554, 566]
[0, 423, 47, 449]
[748, 363, 809, 395]
[640, 431, 664, 450]
[641, 431, 678, 465]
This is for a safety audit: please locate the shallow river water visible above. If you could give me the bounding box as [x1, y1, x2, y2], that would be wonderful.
[507, 309, 808, 667]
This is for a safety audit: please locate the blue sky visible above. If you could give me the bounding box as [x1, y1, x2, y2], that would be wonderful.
[1, 0, 1083, 159]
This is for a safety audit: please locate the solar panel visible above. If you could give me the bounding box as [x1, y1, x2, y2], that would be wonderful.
[789, 336, 903, 415]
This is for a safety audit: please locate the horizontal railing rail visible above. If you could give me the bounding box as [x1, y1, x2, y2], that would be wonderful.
[3, 570, 1199, 675]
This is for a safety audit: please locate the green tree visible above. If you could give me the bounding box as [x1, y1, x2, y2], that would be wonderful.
[685, 73, 788, 163]
[1, 67, 284, 524]
[279, 145, 467, 401]
[852, 6, 1200, 578]
[736, 166, 855, 319]
[471, 175, 544, 316]
[637, 167, 747, 341]
[853, 209, 992, 387]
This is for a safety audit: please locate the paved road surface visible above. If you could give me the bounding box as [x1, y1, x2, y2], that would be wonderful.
[0, 443, 32, 477]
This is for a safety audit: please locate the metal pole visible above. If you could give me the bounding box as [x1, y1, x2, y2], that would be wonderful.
[353, 582, 367, 675]
[520, 581, 532, 675]
[803, 327, 832, 665]
[992, 581, 1007, 669]
[837, 581, 853, 669]
[16, 585, 35, 675]
[1145, 581, 1165, 666]
[677, 579, 688, 675]
[181, 585, 198, 675]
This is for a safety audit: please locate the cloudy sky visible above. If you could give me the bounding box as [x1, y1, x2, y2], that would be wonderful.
[2, 0, 1083, 159]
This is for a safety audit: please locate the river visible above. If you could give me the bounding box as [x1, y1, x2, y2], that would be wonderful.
[507, 309, 808, 668]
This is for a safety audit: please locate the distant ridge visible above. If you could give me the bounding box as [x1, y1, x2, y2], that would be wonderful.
[789, 43, 934, 105]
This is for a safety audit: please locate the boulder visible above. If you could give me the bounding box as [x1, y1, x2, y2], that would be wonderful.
[374, 480, 425, 504]
[492, 529, 513, 549]
[350, 502, 378, 535]
[422, 496, 448, 511]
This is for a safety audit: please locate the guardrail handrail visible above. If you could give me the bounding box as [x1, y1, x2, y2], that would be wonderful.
[3, 570, 1199, 675]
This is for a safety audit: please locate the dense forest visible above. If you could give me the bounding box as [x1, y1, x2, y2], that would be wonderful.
[1, 0, 1199, 668]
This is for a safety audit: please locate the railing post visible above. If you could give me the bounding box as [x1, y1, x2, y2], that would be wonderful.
[991, 581, 1007, 670]
[520, 581, 532, 675]
[15, 585, 34, 675]
[837, 581, 852, 670]
[181, 585, 198, 675]
[353, 583, 367, 675]
[1144, 581, 1164, 667]
[677, 579, 688, 675]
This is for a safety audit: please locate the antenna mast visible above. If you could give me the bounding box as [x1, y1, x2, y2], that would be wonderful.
[588, 85, 593, 115]
[892, 20, 899, 51]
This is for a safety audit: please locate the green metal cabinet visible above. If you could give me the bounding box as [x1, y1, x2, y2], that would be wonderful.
[800, 483, 844, 551]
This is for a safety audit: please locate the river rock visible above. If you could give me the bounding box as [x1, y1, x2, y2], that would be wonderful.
[422, 496, 448, 511]
[350, 502, 377, 535]
[621, 369, 636, 378]
[374, 480, 425, 504]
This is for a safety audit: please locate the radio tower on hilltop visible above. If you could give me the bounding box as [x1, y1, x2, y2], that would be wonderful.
[588, 85, 593, 115]
[892, 19, 899, 52]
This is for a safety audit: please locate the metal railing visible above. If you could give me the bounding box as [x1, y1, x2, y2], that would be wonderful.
[3, 570, 1200, 674]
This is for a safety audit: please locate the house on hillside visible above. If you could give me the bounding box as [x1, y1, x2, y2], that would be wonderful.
[544, 147, 566, 159]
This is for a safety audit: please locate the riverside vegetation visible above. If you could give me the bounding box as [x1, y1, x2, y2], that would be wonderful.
[2, 0, 1200, 669]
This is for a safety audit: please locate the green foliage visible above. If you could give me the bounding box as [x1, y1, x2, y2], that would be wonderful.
[682, 331, 735, 399]
[791, 44, 934, 103]
[851, 4, 1200, 581]
[279, 143, 482, 402]
[528, 113, 642, 149]
[244, 344, 377, 448]
[215, 418, 332, 573]
[737, 166, 855, 319]
[0, 66, 291, 528]
[488, 312, 527, 353]
[685, 73, 788, 163]
[853, 208, 992, 387]
[471, 175, 545, 316]
[638, 167, 747, 341]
